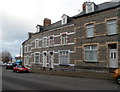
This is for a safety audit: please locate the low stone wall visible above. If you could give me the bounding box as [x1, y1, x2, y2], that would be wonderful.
[30, 61, 117, 74]
[30, 68, 113, 80]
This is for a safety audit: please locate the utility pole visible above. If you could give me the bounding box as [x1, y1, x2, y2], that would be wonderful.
[20, 47, 21, 61]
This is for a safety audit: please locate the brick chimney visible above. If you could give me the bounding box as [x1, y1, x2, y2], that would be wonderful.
[43, 18, 51, 26]
[82, 2, 87, 11]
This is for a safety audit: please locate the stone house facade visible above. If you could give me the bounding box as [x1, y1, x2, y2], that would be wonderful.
[22, 1, 120, 71]
[22, 16, 75, 70]
[74, 1, 120, 70]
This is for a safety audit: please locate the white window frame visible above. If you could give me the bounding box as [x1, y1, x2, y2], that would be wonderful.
[58, 50, 70, 65]
[39, 39, 42, 48]
[42, 37, 48, 47]
[61, 14, 67, 25]
[49, 35, 54, 47]
[35, 39, 39, 48]
[28, 44, 31, 52]
[31, 41, 35, 49]
[86, 2, 94, 13]
[107, 20, 117, 35]
[36, 25, 40, 32]
[84, 45, 98, 62]
[86, 24, 94, 38]
[61, 32, 68, 45]
[34, 52, 40, 64]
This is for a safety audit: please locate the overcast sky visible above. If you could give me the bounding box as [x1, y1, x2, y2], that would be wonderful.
[1, 0, 114, 58]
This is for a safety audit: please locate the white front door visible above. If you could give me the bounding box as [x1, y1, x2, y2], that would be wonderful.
[49, 52, 54, 68]
[109, 49, 118, 68]
[42, 52, 47, 67]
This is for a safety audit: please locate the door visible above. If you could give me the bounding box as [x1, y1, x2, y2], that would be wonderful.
[42, 52, 47, 67]
[109, 49, 118, 68]
[49, 52, 54, 68]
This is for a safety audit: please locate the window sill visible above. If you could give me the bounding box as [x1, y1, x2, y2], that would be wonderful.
[84, 61, 98, 63]
[86, 36, 94, 39]
[59, 64, 70, 66]
[49, 46, 54, 48]
[107, 33, 117, 36]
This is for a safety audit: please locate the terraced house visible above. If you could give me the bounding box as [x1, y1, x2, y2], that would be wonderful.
[22, 1, 120, 71]
[22, 15, 75, 70]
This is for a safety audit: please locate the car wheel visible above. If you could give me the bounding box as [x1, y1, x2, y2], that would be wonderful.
[117, 76, 120, 84]
[16, 70, 19, 73]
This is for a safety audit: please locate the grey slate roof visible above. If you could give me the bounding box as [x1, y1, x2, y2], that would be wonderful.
[22, 1, 120, 45]
[74, 1, 120, 18]
[35, 17, 73, 34]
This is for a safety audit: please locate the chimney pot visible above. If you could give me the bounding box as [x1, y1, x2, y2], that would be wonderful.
[43, 18, 51, 26]
[82, 2, 87, 11]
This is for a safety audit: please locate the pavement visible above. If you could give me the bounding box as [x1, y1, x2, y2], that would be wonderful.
[30, 69, 113, 80]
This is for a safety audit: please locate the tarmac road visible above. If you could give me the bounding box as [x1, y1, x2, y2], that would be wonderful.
[2, 66, 120, 91]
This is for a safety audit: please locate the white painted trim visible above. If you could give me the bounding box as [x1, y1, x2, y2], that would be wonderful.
[54, 44, 61, 47]
[42, 36, 48, 47]
[61, 14, 67, 25]
[67, 32, 75, 35]
[69, 64, 75, 66]
[30, 41, 35, 49]
[54, 52, 59, 54]
[69, 51, 74, 53]
[54, 63, 59, 65]
[38, 39, 42, 41]
[67, 43, 74, 45]
[86, 2, 94, 13]
[54, 35, 60, 38]
[35, 39, 39, 48]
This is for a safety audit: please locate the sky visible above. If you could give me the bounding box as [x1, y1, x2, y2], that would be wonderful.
[1, 0, 115, 58]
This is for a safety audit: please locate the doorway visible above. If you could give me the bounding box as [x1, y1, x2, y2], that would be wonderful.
[42, 52, 47, 68]
[49, 52, 54, 69]
[108, 44, 118, 68]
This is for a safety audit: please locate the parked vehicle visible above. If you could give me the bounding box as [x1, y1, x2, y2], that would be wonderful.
[13, 65, 29, 73]
[2, 63, 7, 66]
[6, 63, 16, 69]
[113, 68, 120, 84]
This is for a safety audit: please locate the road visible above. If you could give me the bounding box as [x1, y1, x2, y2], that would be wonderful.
[1, 66, 120, 91]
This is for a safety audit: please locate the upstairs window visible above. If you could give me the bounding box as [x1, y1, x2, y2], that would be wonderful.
[35, 39, 39, 48]
[49, 36, 54, 47]
[61, 33, 67, 45]
[107, 20, 117, 35]
[86, 2, 94, 13]
[24, 46, 27, 52]
[86, 24, 94, 38]
[28, 45, 31, 52]
[61, 14, 68, 25]
[42, 37, 47, 47]
[39, 40, 42, 47]
[31, 41, 35, 49]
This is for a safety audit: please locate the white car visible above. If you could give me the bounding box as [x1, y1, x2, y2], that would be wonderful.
[0, 61, 3, 66]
